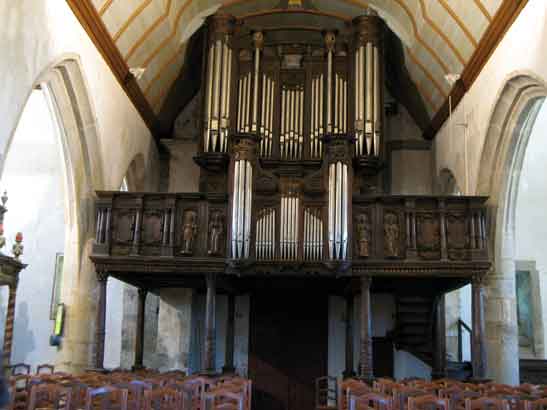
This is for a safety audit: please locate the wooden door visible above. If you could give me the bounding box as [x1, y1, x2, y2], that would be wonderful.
[249, 290, 328, 410]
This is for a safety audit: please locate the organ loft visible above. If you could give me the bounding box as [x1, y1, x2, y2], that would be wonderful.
[90, 8, 491, 410]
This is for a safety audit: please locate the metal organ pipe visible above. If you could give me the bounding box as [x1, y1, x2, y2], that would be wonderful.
[373, 46, 380, 155]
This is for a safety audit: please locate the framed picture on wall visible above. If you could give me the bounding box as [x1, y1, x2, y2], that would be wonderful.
[50, 253, 64, 320]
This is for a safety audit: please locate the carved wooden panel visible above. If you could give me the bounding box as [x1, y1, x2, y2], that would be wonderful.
[142, 210, 163, 245]
[113, 210, 135, 245]
[446, 212, 470, 260]
[417, 213, 441, 260]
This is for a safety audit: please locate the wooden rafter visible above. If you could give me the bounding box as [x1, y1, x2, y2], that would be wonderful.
[424, 0, 529, 140]
[65, 0, 160, 138]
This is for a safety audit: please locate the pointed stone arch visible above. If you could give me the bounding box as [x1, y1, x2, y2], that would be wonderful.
[475, 72, 547, 383]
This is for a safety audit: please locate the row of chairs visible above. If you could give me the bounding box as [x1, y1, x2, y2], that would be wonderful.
[337, 378, 547, 410]
[6, 368, 252, 410]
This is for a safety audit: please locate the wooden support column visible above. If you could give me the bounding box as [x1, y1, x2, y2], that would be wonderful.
[472, 274, 487, 379]
[432, 294, 447, 379]
[94, 271, 108, 369]
[134, 288, 147, 370]
[223, 293, 236, 374]
[359, 276, 373, 380]
[343, 295, 355, 378]
[203, 273, 217, 374]
[2, 281, 18, 370]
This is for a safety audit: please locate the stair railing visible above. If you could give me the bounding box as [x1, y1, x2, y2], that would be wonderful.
[457, 318, 472, 362]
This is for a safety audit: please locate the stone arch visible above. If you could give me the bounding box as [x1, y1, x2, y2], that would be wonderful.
[475, 72, 547, 383]
[13, 56, 107, 372]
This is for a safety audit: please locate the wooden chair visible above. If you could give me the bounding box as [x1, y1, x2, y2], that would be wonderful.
[464, 397, 510, 410]
[84, 386, 128, 410]
[525, 398, 547, 410]
[180, 377, 207, 410]
[28, 383, 72, 410]
[204, 389, 244, 410]
[408, 395, 450, 410]
[339, 380, 370, 410]
[37, 364, 56, 375]
[439, 387, 481, 410]
[114, 381, 150, 410]
[393, 387, 435, 410]
[10, 363, 31, 376]
[316, 376, 338, 410]
[8, 375, 30, 410]
[142, 388, 182, 410]
[350, 392, 393, 410]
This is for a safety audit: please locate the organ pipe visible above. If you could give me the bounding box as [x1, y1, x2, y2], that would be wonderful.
[203, 15, 235, 153]
[353, 12, 384, 158]
[328, 161, 349, 260]
[231, 158, 253, 259]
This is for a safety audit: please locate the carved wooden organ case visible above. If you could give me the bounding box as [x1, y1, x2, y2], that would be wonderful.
[195, 10, 388, 265]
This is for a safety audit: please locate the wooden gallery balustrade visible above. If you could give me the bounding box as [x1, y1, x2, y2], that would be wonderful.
[91, 193, 490, 279]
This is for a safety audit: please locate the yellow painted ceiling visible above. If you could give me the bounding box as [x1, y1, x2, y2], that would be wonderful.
[91, 0, 503, 117]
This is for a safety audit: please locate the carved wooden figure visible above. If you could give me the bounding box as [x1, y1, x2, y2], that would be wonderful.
[384, 213, 399, 257]
[356, 213, 371, 257]
[208, 211, 225, 256]
[181, 210, 198, 255]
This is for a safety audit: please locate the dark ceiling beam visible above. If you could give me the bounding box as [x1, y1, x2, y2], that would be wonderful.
[65, 0, 161, 139]
[423, 0, 529, 140]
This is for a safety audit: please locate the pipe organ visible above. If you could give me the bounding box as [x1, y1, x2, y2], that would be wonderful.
[198, 10, 387, 263]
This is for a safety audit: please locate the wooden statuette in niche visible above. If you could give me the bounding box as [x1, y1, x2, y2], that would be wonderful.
[181, 210, 198, 255]
[384, 212, 400, 258]
[208, 210, 225, 256]
[355, 213, 372, 258]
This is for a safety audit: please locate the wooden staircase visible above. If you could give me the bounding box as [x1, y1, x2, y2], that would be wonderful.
[394, 295, 436, 366]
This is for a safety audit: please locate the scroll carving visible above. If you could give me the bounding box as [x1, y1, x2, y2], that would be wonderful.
[208, 210, 225, 256]
[181, 210, 198, 255]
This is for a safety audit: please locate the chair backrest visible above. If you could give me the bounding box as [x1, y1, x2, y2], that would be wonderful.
[84, 386, 128, 410]
[408, 395, 450, 410]
[205, 389, 244, 410]
[36, 364, 55, 375]
[10, 363, 31, 376]
[393, 387, 434, 410]
[339, 380, 370, 410]
[28, 383, 72, 410]
[182, 377, 206, 410]
[8, 375, 30, 410]
[439, 387, 481, 410]
[143, 388, 182, 410]
[525, 398, 547, 410]
[350, 392, 393, 410]
[465, 397, 510, 410]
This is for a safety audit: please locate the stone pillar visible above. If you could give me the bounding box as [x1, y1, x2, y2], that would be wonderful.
[343, 295, 355, 378]
[94, 271, 108, 369]
[2, 281, 18, 370]
[134, 288, 147, 369]
[472, 274, 487, 380]
[432, 295, 447, 379]
[359, 276, 373, 380]
[203, 273, 217, 374]
[223, 293, 236, 373]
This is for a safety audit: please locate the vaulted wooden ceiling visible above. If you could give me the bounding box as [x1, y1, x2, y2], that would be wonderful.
[74, 0, 526, 138]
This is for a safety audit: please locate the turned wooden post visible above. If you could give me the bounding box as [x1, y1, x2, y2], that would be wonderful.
[472, 274, 487, 379]
[95, 271, 108, 369]
[432, 294, 447, 379]
[203, 273, 217, 374]
[223, 293, 236, 373]
[2, 281, 18, 370]
[343, 295, 355, 378]
[134, 288, 147, 369]
[359, 276, 373, 380]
